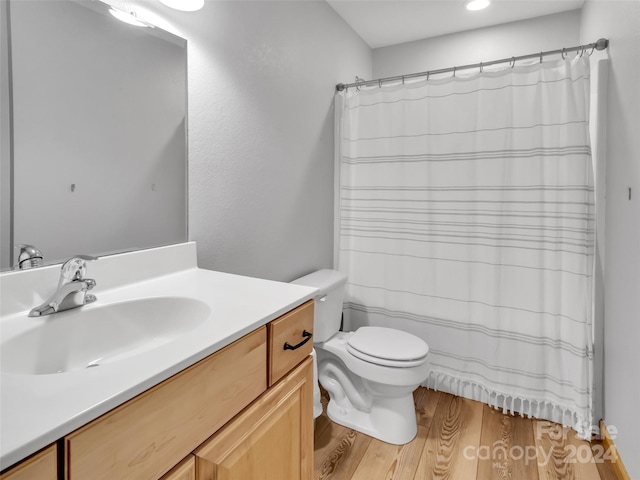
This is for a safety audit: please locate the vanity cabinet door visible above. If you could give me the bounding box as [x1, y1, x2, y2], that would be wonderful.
[195, 356, 313, 480]
[0, 445, 57, 480]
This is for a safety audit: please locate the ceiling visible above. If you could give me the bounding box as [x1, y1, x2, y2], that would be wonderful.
[326, 0, 585, 49]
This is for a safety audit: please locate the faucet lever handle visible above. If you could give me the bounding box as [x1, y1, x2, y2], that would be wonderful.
[60, 255, 98, 282]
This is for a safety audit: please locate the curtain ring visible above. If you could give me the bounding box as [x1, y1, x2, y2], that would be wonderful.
[589, 44, 596, 55]
[355, 75, 364, 91]
[539, 52, 543, 63]
[479, 62, 483, 73]
[510, 56, 516, 68]
[426, 71, 430, 81]
[561, 48, 566, 60]
[378, 79, 382, 88]
[453, 66, 456, 77]
[402, 75, 405, 85]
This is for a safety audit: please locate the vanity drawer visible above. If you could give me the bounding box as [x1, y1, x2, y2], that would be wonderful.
[0, 444, 57, 480]
[65, 327, 267, 480]
[268, 300, 314, 386]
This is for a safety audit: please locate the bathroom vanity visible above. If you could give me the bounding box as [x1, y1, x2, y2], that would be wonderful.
[0, 243, 317, 480]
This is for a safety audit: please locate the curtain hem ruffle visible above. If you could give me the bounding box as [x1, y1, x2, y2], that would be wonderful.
[425, 369, 594, 440]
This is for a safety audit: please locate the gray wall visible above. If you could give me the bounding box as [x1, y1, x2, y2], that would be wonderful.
[372, 10, 581, 79]
[581, 2, 640, 477]
[186, 1, 371, 282]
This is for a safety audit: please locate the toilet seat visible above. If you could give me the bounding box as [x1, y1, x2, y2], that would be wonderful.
[319, 331, 430, 387]
[346, 327, 429, 368]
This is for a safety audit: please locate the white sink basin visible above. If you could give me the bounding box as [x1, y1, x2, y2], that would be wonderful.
[1, 297, 210, 375]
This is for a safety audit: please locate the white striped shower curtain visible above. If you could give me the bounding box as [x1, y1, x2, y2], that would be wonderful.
[335, 57, 595, 436]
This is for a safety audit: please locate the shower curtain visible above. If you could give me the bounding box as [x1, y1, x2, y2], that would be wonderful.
[335, 56, 594, 436]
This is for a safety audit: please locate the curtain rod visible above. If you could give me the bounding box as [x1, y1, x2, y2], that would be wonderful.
[336, 38, 608, 92]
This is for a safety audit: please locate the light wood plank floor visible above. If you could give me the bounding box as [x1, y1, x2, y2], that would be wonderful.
[314, 388, 619, 480]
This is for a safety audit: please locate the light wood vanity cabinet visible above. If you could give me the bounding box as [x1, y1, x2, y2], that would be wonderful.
[61, 299, 314, 480]
[0, 445, 57, 480]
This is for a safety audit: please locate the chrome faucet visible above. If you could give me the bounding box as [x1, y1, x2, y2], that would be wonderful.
[29, 255, 98, 317]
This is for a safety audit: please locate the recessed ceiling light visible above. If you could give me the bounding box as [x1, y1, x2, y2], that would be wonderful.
[159, 0, 204, 12]
[109, 7, 149, 27]
[466, 0, 490, 11]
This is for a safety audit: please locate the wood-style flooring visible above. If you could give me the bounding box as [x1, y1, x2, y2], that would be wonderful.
[314, 387, 619, 480]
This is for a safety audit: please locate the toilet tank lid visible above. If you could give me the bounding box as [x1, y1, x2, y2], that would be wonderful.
[291, 269, 347, 296]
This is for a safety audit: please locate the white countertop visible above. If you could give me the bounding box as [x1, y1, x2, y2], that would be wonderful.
[0, 243, 317, 469]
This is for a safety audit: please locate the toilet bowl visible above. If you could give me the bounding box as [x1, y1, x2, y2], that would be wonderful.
[292, 269, 430, 445]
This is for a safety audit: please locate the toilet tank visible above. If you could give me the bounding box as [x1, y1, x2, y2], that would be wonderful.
[291, 269, 347, 343]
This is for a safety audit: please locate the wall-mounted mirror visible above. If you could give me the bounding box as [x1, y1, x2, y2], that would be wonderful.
[0, 0, 187, 271]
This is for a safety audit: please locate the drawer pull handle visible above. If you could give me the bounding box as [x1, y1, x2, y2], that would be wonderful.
[283, 330, 313, 351]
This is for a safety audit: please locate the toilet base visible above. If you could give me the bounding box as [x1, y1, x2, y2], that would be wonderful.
[325, 392, 418, 445]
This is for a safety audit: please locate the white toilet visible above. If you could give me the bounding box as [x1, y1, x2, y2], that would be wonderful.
[292, 269, 430, 445]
